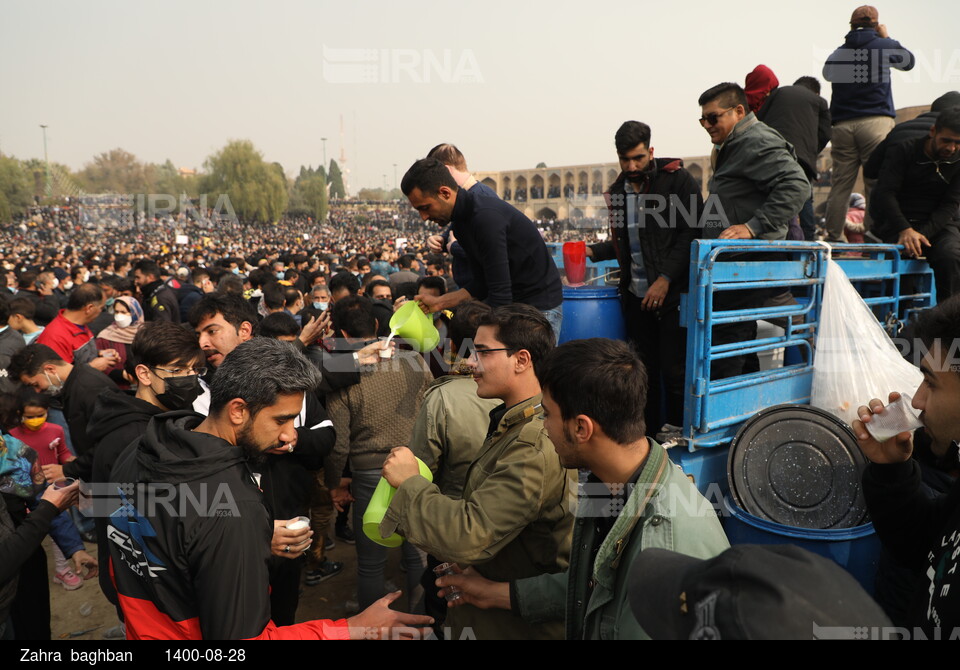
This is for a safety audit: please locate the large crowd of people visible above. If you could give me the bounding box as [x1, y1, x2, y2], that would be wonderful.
[2, 4, 960, 643]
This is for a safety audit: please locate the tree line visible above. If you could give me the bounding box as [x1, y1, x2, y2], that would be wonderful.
[0, 140, 357, 224]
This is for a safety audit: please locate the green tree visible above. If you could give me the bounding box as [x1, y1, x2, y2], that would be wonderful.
[201, 140, 288, 224]
[289, 172, 328, 221]
[536, 162, 547, 168]
[328, 160, 346, 200]
[0, 154, 34, 223]
[77, 148, 151, 193]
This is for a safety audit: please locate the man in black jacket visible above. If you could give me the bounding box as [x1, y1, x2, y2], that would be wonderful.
[757, 76, 832, 241]
[9, 343, 117, 481]
[864, 90, 960, 180]
[871, 107, 960, 300]
[134, 259, 180, 323]
[587, 121, 702, 431]
[402, 158, 564, 338]
[853, 296, 960, 635]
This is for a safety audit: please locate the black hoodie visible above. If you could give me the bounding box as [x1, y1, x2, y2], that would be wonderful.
[87, 387, 165, 608]
[106, 412, 348, 640]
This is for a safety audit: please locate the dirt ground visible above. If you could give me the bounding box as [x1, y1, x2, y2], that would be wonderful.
[47, 522, 414, 640]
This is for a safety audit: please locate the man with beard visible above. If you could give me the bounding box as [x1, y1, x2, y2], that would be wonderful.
[105, 338, 432, 639]
[187, 293, 336, 624]
[586, 121, 702, 432]
[870, 107, 960, 300]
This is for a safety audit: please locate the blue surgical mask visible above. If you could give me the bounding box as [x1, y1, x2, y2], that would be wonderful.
[105, 297, 115, 307]
[313, 301, 329, 311]
[276, 271, 285, 280]
[232, 267, 241, 275]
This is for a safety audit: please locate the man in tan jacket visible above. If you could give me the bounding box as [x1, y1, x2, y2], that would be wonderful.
[381, 304, 576, 640]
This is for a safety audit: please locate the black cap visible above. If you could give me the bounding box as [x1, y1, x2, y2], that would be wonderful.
[628, 544, 891, 639]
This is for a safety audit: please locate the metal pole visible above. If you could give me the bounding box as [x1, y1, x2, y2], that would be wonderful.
[321, 137, 327, 171]
[39, 124, 50, 198]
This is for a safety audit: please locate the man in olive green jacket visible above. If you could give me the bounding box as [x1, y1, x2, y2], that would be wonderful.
[435, 339, 729, 639]
[381, 305, 576, 640]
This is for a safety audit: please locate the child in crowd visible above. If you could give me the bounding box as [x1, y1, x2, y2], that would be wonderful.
[8, 391, 80, 590]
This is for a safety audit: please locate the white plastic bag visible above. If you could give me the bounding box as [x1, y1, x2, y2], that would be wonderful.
[810, 259, 923, 426]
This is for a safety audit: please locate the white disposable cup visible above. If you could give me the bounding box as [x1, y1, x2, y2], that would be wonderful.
[286, 516, 310, 531]
[866, 393, 924, 442]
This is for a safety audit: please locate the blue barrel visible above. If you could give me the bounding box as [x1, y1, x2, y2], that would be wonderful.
[722, 497, 880, 595]
[559, 286, 626, 343]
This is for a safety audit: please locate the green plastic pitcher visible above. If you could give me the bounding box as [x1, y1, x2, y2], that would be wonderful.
[362, 457, 434, 548]
[389, 301, 441, 353]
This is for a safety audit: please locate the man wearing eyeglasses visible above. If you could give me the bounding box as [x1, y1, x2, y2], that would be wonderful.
[380, 304, 576, 640]
[871, 106, 960, 300]
[80, 321, 206, 618]
[698, 82, 809, 378]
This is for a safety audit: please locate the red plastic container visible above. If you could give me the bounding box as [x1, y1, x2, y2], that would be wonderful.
[562, 241, 586, 285]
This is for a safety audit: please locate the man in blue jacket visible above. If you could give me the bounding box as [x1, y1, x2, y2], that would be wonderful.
[822, 5, 915, 242]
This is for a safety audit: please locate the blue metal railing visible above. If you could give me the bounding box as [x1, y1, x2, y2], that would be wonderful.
[674, 240, 935, 490]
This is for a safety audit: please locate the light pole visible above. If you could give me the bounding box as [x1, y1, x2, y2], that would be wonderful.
[393, 163, 397, 191]
[39, 124, 50, 198]
[321, 137, 327, 171]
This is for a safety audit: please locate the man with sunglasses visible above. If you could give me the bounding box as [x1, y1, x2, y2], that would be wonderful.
[698, 82, 809, 378]
[871, 107, 960, 300]
[380, 304, 576, 639]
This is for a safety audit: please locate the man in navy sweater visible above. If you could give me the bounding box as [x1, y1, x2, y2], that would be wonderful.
[822, 5, 914, 242]
[402, 158, 564, 339]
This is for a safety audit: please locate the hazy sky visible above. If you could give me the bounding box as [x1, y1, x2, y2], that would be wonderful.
[1, 0, 955, 192]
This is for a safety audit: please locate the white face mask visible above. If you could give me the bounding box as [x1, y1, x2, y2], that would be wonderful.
[81, 272, 90, 283]
[115, 313, 133, 328]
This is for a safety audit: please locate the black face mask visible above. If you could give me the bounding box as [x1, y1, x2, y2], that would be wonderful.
[157, 375, 202, 411]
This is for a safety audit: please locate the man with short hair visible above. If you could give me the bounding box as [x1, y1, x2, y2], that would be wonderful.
[36, 283, 116, 370]
[86, 321, 206, 612]
[853, 296, 960, 634]
[822, 5, 915, 242]
[105, 338, 431, 639]
[388, 255, 420, 296]
[329, 271, 360, 305]
[9, 344, 118, 477]
[435, 338, 729, 639]
[6, 297, 43, 345]
[134, 259, 180, 323]
[325, 296, 432, 611]
[17, 270, 59, 326]
[0, 300, 25, 394]
[381, 304, 576, 639]
[754, 74, 832, 241]
[587, 121, 702, 431]
[870, 107, 960, 299]
[402, 159, 564, 337]
[698, 82, 810, 378]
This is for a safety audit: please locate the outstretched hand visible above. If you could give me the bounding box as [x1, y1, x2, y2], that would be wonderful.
[347, 591, 434, 640]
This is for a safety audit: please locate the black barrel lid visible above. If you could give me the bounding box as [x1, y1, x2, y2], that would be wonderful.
[727, 404, 869, 529]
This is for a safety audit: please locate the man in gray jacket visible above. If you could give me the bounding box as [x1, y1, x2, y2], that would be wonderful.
[698, 82, 809, 378]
